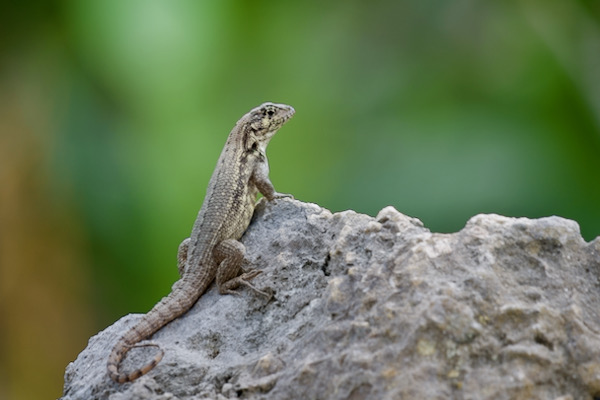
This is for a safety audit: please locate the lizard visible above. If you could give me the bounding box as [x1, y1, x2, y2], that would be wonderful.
[107, 102, 295, 383]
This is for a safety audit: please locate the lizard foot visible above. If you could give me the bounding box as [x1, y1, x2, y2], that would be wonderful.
[220, 270, 270, 298]
[271, 192, 294, 201]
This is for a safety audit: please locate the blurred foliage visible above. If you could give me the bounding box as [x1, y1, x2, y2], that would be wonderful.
[1, 1, 599, 399]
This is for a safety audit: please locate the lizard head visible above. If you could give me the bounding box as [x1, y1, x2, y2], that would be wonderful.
[241, 102, 295, 151]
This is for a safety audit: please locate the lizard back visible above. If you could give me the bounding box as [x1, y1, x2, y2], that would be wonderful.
[107, 102, 295, 383]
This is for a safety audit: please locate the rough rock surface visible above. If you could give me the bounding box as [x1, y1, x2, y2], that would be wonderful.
[62, 199, 600, 400]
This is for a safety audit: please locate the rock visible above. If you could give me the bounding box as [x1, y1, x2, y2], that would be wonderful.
[61, 199, 600, 400]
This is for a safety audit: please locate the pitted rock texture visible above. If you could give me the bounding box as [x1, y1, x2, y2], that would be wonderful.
[61, 199, 600, 400]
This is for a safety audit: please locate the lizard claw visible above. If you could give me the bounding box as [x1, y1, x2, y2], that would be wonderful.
[219, 269, 267, 297]
[237, 270, 271, 298]
[269, 192, 294, 202]
[241, 281, 272, 299]
[240, 269, 262, 280]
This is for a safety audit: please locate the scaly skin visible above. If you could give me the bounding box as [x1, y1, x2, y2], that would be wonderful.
[107, 102, 295, 383]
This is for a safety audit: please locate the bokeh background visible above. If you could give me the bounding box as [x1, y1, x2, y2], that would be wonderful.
[1, 1, 599, 399]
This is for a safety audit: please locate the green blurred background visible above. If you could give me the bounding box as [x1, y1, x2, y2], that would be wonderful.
[1, 1, 599, 399]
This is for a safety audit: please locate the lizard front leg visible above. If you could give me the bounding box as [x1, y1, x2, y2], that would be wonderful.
[251, 158, 293, 201]
[213, 239, 269, 297]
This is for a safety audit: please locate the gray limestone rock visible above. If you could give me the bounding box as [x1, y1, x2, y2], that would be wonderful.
[61, 199, 600, 400]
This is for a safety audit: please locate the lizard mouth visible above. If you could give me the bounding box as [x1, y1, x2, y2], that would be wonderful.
[283, 106, 295, 121]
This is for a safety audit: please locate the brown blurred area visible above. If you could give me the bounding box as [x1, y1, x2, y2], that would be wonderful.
[0, 33, 94, 399]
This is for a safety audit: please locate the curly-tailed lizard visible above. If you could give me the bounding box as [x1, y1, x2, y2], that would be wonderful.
[107, 102, 295, 383]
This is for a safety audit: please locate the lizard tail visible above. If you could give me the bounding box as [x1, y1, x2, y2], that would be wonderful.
[107, 341, 164, 383]
[106, 277, 206, 383]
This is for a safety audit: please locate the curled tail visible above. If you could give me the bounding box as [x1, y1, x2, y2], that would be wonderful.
[106, 277, 206, 383]
[107, 341, 164, 383]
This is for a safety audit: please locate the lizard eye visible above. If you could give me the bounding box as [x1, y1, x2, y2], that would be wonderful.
[262, 108, 275, 118]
